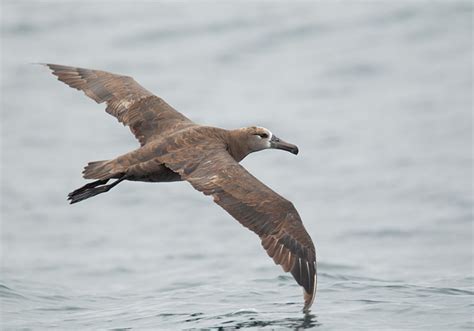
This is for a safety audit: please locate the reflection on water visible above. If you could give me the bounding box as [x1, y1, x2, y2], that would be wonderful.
[1, 1, 472, 330]
[213, 312, 320, 330]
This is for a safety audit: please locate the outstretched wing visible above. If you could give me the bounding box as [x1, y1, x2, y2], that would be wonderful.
[160, 147, 317, 312]
[43, 64, 194, 145]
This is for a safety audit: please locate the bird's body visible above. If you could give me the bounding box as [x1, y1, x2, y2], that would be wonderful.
[43, 64, 317, 312]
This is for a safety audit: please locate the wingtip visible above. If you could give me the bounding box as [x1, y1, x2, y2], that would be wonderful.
[35, 63, 71, 71]
[302, 288, 315, 313]
[302, 271, 317, 313]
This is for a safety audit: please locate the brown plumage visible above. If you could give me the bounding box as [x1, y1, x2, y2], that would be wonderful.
[43, 64, 317, 312]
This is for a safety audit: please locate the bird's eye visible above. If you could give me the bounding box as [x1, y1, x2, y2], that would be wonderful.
[260, 133, 269, 139]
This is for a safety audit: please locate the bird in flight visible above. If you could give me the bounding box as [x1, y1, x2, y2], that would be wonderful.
[43, 64, 317, 312]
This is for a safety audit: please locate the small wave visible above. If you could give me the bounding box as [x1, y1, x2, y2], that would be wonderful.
[318, 272, 351, 281]
[0, 284, 14, 291]
[184, 312, 205, 323]
[226, 308, 259, 316]
[368, 6, 420, 27]
[37, 294, 70, 301]
[325, 62, 383, 79]
[156, 312, 188, 318]
[341, 228, 414, 239]
[377, 283, 474, 297]
[318, 261, 360, 271]
[0, 283, 27, 299]
[328, 279, 474, 298]
[418, 286, 474, 296]
[35, 306, 88, 312]
[356, 299, 390, 304]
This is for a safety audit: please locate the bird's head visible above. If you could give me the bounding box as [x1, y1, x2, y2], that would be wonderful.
[243, 126, 299, 155]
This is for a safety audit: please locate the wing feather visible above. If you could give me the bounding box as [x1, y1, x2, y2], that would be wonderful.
[160, 147, 317, 311]
[43, 64, 194, 145]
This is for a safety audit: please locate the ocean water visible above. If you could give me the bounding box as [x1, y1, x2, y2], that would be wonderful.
[1, 1, 472, 329]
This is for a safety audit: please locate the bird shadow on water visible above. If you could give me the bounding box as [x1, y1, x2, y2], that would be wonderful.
[213, 312, 320, 330]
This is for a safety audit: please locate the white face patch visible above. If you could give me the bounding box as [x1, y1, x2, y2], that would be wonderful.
[256, 126, 272, 148]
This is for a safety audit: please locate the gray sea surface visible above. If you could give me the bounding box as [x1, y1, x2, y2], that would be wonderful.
[1, 1, 473, 330]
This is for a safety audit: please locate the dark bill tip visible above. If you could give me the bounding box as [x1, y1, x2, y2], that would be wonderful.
[271, 136, 299, 155]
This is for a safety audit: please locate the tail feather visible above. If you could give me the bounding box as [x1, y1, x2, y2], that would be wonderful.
[83, 160, 117, 180]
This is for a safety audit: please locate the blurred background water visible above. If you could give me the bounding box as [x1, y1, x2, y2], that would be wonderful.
[1, 1, 472, 329]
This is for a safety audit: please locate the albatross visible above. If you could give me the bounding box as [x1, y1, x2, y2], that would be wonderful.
[42, 64, 317, 312]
